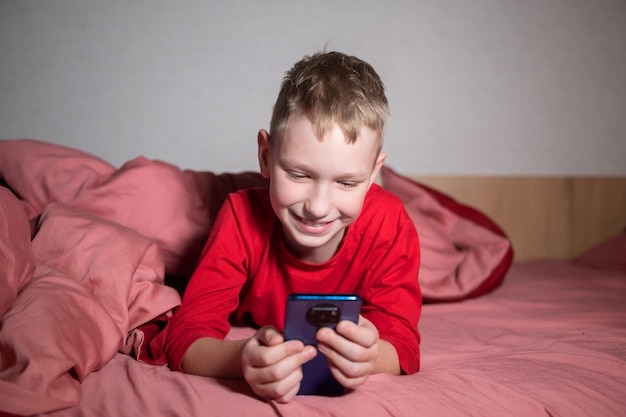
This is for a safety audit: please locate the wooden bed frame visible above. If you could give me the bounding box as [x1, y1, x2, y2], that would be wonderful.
[409, 176, 626, 261]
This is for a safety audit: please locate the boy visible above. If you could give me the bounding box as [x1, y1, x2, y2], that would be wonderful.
[164, 51, 421, 403]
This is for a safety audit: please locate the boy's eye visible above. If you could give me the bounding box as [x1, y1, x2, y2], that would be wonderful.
[288, 172, 307, 180]
[338, 181, 358, 188]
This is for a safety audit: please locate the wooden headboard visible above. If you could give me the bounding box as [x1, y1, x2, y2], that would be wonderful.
[409, 176, 626, 262]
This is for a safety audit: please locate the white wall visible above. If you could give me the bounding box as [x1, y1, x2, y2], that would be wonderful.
[1, 0, 625, 175]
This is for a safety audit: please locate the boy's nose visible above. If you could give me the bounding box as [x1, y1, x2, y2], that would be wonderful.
[304, 184, 332, 219]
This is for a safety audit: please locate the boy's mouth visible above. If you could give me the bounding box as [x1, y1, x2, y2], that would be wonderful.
[292, 213, 334, 234]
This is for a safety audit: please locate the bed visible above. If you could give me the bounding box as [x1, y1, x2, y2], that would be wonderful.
[1, 138, 625, 417]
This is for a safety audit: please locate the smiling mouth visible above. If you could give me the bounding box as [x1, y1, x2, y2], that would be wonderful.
[300, 217, 328, 227]
[292, 213, 334, 233]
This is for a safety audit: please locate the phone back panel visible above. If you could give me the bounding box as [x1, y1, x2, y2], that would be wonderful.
[283, 294, 362, 396]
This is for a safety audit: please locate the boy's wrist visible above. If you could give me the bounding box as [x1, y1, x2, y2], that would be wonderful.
[373, 338, 401, 375]
[182, 337, 247, 379]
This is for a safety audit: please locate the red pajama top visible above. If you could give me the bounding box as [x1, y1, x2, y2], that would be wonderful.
[164, 184, 421, 374]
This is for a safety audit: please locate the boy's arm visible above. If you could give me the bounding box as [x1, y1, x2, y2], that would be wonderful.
[182, 327, 317, 404]
[363, 212, 422, 375]
[181, 337, 247, 378]
[181, 329, 316, 379]
[164, 196, 251, 373]
[375, 338, 401, 375]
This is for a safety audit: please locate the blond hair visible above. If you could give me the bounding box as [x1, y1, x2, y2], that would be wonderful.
[269, 51, 389, 146]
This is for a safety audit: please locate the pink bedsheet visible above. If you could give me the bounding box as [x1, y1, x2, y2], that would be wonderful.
[39, 260, 626, 416]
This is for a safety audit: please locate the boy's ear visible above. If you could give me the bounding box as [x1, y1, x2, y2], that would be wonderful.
[257, 129, 271, 178]
[369, 152, 387, 188]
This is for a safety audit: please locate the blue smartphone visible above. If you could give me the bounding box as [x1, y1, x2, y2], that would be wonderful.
[283, 293, 362, 396]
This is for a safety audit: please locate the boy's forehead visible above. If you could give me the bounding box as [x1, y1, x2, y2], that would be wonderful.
[272, 116, 382, 171]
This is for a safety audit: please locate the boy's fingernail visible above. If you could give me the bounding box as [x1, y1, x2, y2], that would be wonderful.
[305, 346, 317, 358]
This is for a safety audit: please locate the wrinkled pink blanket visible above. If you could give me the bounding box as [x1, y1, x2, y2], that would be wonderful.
[36, 259, 626, 417]
[0, 180, 182, 415]
[0, 139, 513, 415]
[0, 139, 268, 415]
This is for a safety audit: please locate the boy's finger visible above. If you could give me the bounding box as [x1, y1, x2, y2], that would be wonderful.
[251, 364, 304, 402]
[249, 345, 317, 384]
[335, 319, 378, 348]
[253, 339, 313, 368]
[256, 326, 284, 346]
[321, 344, 371, 384]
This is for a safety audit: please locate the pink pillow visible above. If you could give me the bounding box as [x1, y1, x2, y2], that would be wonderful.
[380, 166, 513, 302]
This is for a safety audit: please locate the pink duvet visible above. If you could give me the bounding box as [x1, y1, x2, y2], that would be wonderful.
[0, 139, 269, 415]
[0, 191, 181, 414]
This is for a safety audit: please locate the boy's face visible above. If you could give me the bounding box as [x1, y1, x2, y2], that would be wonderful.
[258, 114, 385, 264]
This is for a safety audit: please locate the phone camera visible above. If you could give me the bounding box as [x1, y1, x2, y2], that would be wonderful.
[306, 304, 341, 327]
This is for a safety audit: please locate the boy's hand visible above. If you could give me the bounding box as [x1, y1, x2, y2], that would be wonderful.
[241, 325, 317, 403]
[316, 315, 381, 389]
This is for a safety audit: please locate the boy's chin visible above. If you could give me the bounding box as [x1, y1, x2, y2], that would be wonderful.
[283, 229, 346, 262]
